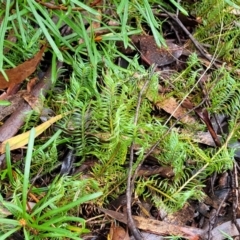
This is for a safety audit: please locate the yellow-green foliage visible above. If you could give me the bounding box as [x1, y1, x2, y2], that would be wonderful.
[194, 0, 240, 62]
[56, 62, 234, 212]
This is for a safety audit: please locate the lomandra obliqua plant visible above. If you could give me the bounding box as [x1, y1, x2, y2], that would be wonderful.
[0, 129, 102, 239]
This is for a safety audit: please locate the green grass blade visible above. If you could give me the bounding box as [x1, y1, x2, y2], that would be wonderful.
[23, 228, 30, 240]
[0, 100, 11, 106]
[27, 0, 63, 61]
[38, 192, 102, 221]
[135, 1, 165, 47]
[0, 0, 11, 71]
[40, 216, 85, 227]
[16, 1, 27, 47]
[0, 227, 20, 240]
[2, 201, 23, 214]
[69, 0, 100, 15]
[30, 195, 61, 218]
[22, 128, 35, 217]
[28, 28, 42, 48]
[143, 0, 165, 46]
[30, 224, 79, 238]
[169, 0, 189, 15]
[32, 130, 62, 157]
[5, 143, 13, 184]
[0, 218, 20, 225]
[121, 0, 129, 48]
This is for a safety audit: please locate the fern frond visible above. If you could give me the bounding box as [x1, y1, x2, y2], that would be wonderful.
[208, 67, 240, 117]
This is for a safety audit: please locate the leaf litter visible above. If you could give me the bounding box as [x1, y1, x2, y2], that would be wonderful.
[1, 1, 240, 240]
[0, 45, 46, 89]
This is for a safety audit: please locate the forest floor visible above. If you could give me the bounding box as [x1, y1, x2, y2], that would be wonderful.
[1, 1, 240, 240]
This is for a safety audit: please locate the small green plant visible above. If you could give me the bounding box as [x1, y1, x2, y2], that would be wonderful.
[194, 0, 240, 62]
[0, 129, 102, 239]
[1, 0, 240, 238]
[219, 230, 234, 240]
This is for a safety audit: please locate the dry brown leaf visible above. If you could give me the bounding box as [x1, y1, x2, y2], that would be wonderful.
[27, 77, 38, 93]
[136, 81, 195, 124]
[156, 97, 195, 124]
[109, 224, 130, 240]
[0, 46, 45, 89]
[131, 35, 183, 66]
[23, 92, 42, 113]
[194, 132, 221, 147]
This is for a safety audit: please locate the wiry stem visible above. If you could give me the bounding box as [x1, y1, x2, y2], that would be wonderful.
[126, 65, 156, 240]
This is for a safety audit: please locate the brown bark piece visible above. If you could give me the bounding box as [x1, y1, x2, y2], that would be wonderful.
[99, 208, 205, 239]
[0, 61, 62, 143]
[0, 46, 45, 89]
[0, 92, 24, 121]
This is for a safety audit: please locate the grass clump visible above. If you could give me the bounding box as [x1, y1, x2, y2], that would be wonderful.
[1, 131, 102, 239]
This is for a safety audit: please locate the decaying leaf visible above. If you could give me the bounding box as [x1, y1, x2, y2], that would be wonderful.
[194, 132, 221, 147]
[108, 224, 130, 240]
[211, 219, 240, 240]
[0, 112, 68, 153]
[156, 97, 195, 124]
[23, 92, 42, 113]
[140, 232, 164, 240]
[131, 35, 183, 66]
[136, 80, 195, 124]
[0, 46, 46, 89]
[164, 204, 195, 226]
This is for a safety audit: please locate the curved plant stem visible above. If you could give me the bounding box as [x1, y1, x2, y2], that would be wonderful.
[126, 66, 156, 240]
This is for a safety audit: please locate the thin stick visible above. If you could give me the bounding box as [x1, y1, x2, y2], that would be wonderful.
[231, 163, 240, 233]
[126, 65, 157, 240]
[158, 5, 218, 68]
[131, 93, 208, 186]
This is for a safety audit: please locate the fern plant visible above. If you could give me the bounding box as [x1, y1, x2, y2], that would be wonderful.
[52, 53, 235, 212]
[194, 0, 240, 62]
[135, 131, 234, 213]
[207, 67, 240, 117]
[2, 0, 239, 223]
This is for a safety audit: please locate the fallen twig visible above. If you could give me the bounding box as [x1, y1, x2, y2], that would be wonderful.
[126, 65, 156, 240]
[158, 6, 218, 68]
[99, 208, 206, 240]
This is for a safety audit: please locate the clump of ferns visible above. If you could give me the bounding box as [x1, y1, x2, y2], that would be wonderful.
[190, 141, 234, 175]
[168, 53, 203, 101]
[136, 174, 205, 213]
[56, 64, 165, 200]
[194, 0, 240, 61]
[88, 72, 164, 200]
[207, 67, 240, 119]
[135, 129, 234, 213]
[138, 133, 198, 211]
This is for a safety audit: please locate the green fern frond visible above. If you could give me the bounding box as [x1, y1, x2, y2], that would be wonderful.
[208, 67, 240, 116]
[195, 0, 240, 61]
